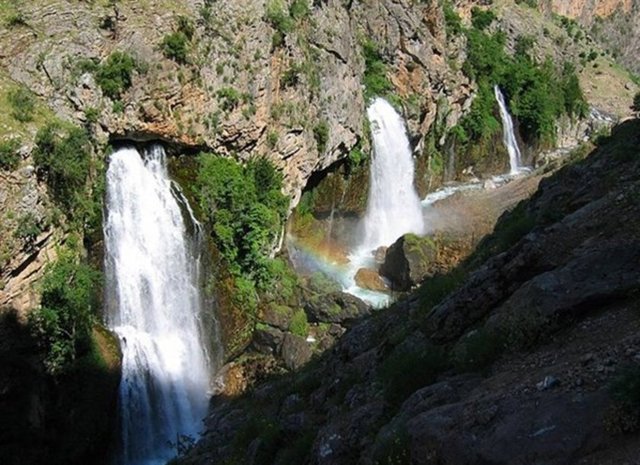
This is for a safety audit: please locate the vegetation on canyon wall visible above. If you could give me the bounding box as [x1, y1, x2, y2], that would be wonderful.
[450, 7, 588, 147]
[196, 154, 290, 294]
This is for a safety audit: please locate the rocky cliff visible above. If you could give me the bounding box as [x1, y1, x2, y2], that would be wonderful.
[539, 0, 640, 75]
[0, 0, 472, 204]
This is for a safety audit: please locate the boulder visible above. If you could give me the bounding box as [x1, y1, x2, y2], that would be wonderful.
[354, 268, 388, 291]
[260, 305, 293, 331]
[305, 292, 370, 325]
[252, 326, 285, 355]
[281, 333, 312, 371]
[380, 234, 437, 291]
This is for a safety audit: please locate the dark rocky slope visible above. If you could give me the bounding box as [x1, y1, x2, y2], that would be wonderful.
[179, 119, 640, 464]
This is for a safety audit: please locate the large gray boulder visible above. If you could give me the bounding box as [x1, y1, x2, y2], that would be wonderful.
[304, 292, 370, 326]
[380, 234, 437, 291]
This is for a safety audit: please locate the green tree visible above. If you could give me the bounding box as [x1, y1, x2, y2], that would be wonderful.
[95, 51, 136, 99]
[33, 123, 92, 218]
[29, 251, 102, 375]
[196, 154, 288, 287]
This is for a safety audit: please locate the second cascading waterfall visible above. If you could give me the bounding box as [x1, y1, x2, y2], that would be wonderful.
[360, 97, 425, 251]
[494, 85, 524, 174]
[104, 145, 211, 465]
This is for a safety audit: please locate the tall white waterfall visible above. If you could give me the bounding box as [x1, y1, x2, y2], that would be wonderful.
[359, 98, 425, 251]
[494, 85, 524, 174]
[104, 146, 211, 465]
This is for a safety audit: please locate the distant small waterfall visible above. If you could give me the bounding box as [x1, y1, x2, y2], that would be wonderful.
[494, 85, 524, 174]
[359, 98, 425, 251]
[104, 145, 213, 465]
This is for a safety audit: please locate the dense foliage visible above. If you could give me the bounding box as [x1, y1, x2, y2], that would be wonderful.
[457, 25, 588, 145]
[0, 137, 21, 170]
[196, 154, 289, 289]
[362, 38, 393, 101]
[29, 250, 102, 375]
[8, 87, 36, 122]
[33, 122, 103, 236]
[95, 51, 137, 100]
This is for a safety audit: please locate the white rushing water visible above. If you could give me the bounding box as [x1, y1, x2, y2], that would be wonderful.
[104, 146, 211, 465]
[494, 85, 524, 174]
[359, 98, 425, 251]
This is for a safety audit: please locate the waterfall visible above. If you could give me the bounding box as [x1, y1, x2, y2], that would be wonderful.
[104, 145, 212, 465]
[359, 98, 425, 251]
[494, 85, 524, 174]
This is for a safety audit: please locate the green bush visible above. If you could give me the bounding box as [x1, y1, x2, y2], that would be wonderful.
[289, 309, 309, 337]
[84, 106, 100, 124]
[14, 212, 42, 248]
[362, 39, 393, 100]
[161, 31, 190, 64]
[216, 87, 242, 111]
[453, 328, 504, 372]
[196, 154, 289, 288]
[289, 0, 310, 21]
[6, 11, 28, 27]
[471, 7, 497, 31]
[33, 122, 92, 219]
[313, 121, 330, 154]
[0, 138, 21, 170]
[8, 87, 36, 122]
[632, 92, 640, 113]
[443, 2, 463, 36]
[95, 51, 136, 99]
[29, 251, 102, 375]
[266, 0, 293, 35]
[379, 343, 448, 406]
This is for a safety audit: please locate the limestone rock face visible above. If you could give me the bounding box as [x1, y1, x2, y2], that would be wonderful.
[0, 164, 61, 315]
[0, 0, 470, 206]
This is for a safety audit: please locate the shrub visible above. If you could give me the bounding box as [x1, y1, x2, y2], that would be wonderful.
[6, 11, 28, 27]
[313, 121, 330, 153]
[289, 309, 309, 337]
[362, 39, 393, 100]
[14, 212, 42, 249]
[33, 123, 92, 218]
[8, 87, 36, 122]
[29, 251, 102, 375]
[471, 7, 497, 31]
[0, 138, 21, 170]
[281, 64, 301, 88]
[379, 343, 448, 406]
[453, 328, 504, 372]
[196, 154, 289, 288]
[266, 0, 293, 35]
[84, 106, 100, 124]
[632, 92, 640, 114]
[289, 0, 310, 21]
[161, 31, 190, 64]
[348, 143, 366, 167]
[95, 51, 136, 99]
[443, 2, 463, 36]
[216, 87, 241, 111]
